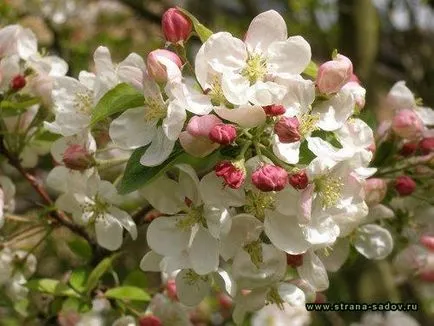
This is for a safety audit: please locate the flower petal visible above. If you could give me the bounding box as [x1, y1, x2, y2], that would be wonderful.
[214, 104, 266, 128]
[354, 224, 394, 260]
[175, 269, 211, 306]
[140, 128, 175, 167]
[189, 226, 219, 275]
[95, 214, 123, 251]
[267, 36, 311, 75]
[140, 251, 163, 272]
[297, 250, 329, 291]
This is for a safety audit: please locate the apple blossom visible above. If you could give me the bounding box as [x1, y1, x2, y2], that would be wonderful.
[392, 109, 424, 140]
[316, 54, 353, 94]
[215, 161, 246, 189]
[251, 164, 288, 192]
[395, 175, 416, 196]
[147, 49, 182, 83]
[364, 178, 387, 206]
[162, 8, 192, 44]
[209, 123, 237, 145]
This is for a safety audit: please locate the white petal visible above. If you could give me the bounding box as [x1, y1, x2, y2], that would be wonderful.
[117, 53, 145, 90]
[189, 226, 219, 275]
[267, 36, 311, 75]
[221, 72, 250, 105]
[387, 81, 416, 111]
[365, 204, 395, 223]
[354, 224, 394, 260]
[264, 210, 310, 255]
[147, 216, 191, 256]
[140, 251, 163, 272]
[307, 137, 352, 162]
[108, 206, 137, 240]
[314, 89, 355, 131]
[141, 176, 184, 214]
[278, 283, 306, 306]
[302, 214, 340, 247]
[272, 136, 301, 164]
[214, 104, 266, 128]
[415, 106, 434, 126]
[95, 214, 123, 251]
[177, 164, 201, 206]
[214, 269, 237, 297]
[297, 250, 329, 291]
[204, 206, 232, 239]
[248, 81, 286, 106]
[140, 128, 175, 167]
[245, 10, 288, 53]
[16, 28, 37, 60]
[317, 237, 350, 272]
[199, 172, 246, 207]
[175, 269, 211, 306]
[109, 107, 156, 149]
[162, 101, 186, 141]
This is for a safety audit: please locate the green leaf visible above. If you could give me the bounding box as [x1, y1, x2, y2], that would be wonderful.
[0, 98, 40, 117]
[123, 270, 147, 289]
[26, 279, 80, 298]
[61, 297, 91, 313]
[302, 61, 318, 79]
[371, 139, 396, 167]
[91, 83, 144, 125]
[117, 146, 223, 194]
[86, 253, 120, 293]
[177, 7, 213, 42]
[105, 286, 150, 302]
[69, 268, 89, 293]
[67, 238, 92, 261]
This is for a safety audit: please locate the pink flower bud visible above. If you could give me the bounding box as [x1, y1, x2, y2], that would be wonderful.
[215, 161, 246, 189]
[186, 115, 222, 138]
[10, 75, 26, 90]
[364, 178, 387, 205]
[349, 73, 361, 84]
[62, 144, 94, 170]
[209, 123, 237, 145]
[139, 315, 162, 326]
[392, 109, 424, 140]
[420, 235, 434, 251]
[274, 116, 301, 143]
[316, 54, 353, 94]
[263, 104, 286, 116]
[162, 8, 192, 44]
[218, 293, 233, 309]
[420, 271, 434, 282]
[286, 254, 303, 267]
[252, 164, 288, 192]
[288, 170, 309, 190]
[419, 137, 434, 155]
[147, 49, 182, 83]
[367, 143, 376, 154]
[394, 175, 416, 196]
[166, 279, 178, 301]
[400, 142, 418, 157]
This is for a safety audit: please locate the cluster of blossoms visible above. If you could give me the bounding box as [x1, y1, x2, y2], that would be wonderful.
[1, 7, 432, 326]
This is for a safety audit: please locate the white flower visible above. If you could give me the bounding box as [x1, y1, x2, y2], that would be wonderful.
[197, 10, 311, 107]
[353, 224, 394, 260]
[252, 302, 311, 326]
[0, 25, 37, 60]
[0, 176, 16, 228]
[52, 171, 137, 250]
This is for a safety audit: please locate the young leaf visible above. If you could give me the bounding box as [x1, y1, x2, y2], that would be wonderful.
[0, 98, 40, 117]
[123, 270, 147, 289]
[117, 146, 223, 194]
[67, 238, 92, 262]
[176, 7, 213, 42]
[303, 61, 318, 79]
[26, 279, 80, 298]
[69, 268, 89, 293]
[91, 83, 144, 125]
[105, 286, 150, 302]
[86, 253, 120, 293]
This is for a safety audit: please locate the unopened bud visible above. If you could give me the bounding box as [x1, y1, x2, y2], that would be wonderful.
[209, 123, 237, 145]
[162, 8, 192, 44]
[186, 115, 222, 137]
[286, 254, 303, 267]
[252, 164, 288, 192]
[400, 142, 418, 157]
[274, 116, 301, 143]
[139, 315, 162, 326]
[316, 54, 353, 94]
[419, 137, 434, 155]
[420, 271, 434, 282]
[218, 293, 233, 309]
[215, 161, 246, 189]
[364, 178, 387, 205]
[288, 170, 309, 190]
[166, 279, 178, 301]
[263, 104, 286, 116]
[10, 75, 26, 90]
[392, 109, 424, 140]
[394, 175, 416, 196]
[62, 144, 94, 170]
[147, 49, 182, 83]
[420, 235, 434, 251]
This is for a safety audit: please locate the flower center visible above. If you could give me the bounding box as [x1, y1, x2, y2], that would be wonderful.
[266, 287, 284, 309]
[208, 76, 226, 106]
[74, 90, 93, 114]
[299, 113, 320, 136]
[243, 240, 263, 268]
[242, 54, 267, 84]
[244, 190, 275, 221]
[176, 205, 206, 230]
[81, 195, 110, 224]
[183, 269, 209, 286]
[314, 176, 343, 208]
[144, 97, 167, 122]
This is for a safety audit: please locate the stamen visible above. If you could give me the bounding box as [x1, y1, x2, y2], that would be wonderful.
[299, 113, 320, 136]
[244, 191, 275, 221]
[74, 90, 93, 114]
[242, 54, 267, 84]
[144, 97, 167, 122]
[183, 269, 209, 286]
[176, 205, 206, 230]
[266, 287, 284, 310]
[243, 240, 263, 268]
[208, 76, 226, 106]
[315, 176, 344, 208]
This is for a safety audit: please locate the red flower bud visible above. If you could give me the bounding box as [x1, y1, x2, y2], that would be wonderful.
[400, 142, 418, 157]
[215, 161, 245, 189]
[62, 144, 94, 171]
[274, 116, 301, 143]
[392, 109, 424, 140]
[419, 271, 434, 282]
[147, 49, 182, 83]
[209, 123, 237, 145]
[419, 137, 434, 155]
[263, 104, 286, 116]
[252, 164, 288, 192]
[139, 315, 162, 326]
[10, 75, 26, 90]
[218, 293, 233, 309]
[162, 8, 192, 44]
[288, 170, 309, 190]
[166, 279, 178, 301]
[286, 254, 303, 267]
[394, 175, 416, 196]
[420, 235, 434, 251]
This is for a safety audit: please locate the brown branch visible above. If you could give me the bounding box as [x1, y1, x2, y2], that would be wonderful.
[0, 137, 97, 251]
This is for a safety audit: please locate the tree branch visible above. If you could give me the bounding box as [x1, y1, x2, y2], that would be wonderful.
[119, 0, 162, 24]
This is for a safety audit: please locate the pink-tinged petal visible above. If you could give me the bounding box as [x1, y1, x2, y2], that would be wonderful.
[186, 115, 222, 137]
[179, 131, 220, 158]
[214, 105, 266, 128]
[299, 184, 314, 224]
